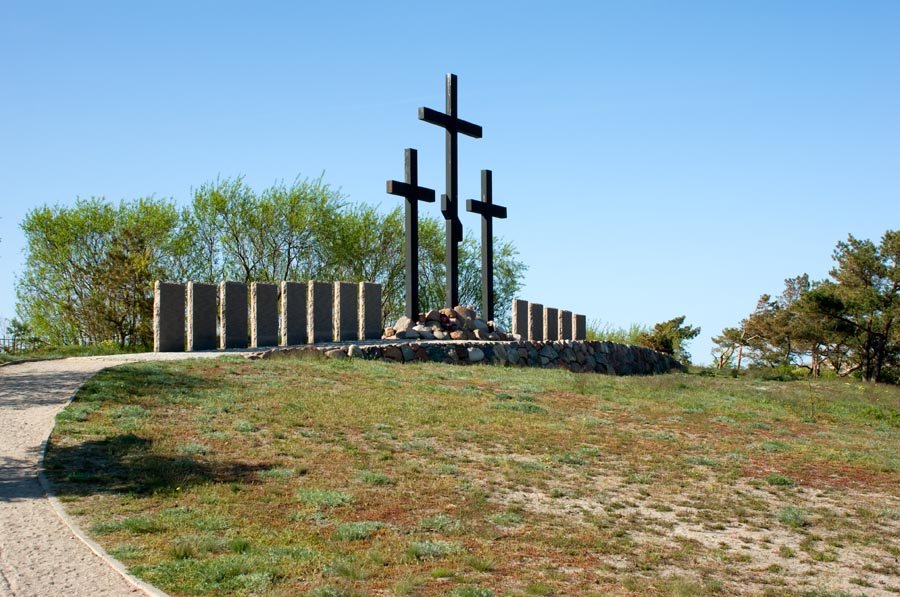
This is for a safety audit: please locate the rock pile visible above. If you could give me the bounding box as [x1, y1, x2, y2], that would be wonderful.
[382, 305, 513, 341]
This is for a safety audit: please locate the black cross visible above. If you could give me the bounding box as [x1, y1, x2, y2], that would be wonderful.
[387, 148, 435, 319]
[419, 73, 482, 308]
[466, 169, 507, 322]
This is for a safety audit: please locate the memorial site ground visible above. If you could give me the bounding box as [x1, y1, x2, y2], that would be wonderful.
[44, 356, 899, 596]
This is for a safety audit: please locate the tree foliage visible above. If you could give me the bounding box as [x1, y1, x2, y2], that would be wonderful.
[713, 230, 898, 383]
[16, 176, 527, 347]
[637, 315, 700, 365]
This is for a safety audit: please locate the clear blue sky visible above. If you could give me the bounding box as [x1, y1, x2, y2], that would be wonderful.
[2, 2, 898, 362]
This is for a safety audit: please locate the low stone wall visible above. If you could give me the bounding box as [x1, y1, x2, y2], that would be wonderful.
[250, 339, 682, 375]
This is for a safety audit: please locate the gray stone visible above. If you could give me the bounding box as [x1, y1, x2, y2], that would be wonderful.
[543, 307, 559, 341]
[219, 281, 248, 349]
[559, 310, 573, 341]
[394, 315, 415, 333]
[250, 282, 278, 348]
[424, 309, 441, 322]
[494, 344, 507, 362]
[400, 344, 415, 361]
[467, 347, 484, 362]
[433, 330, 448, 340]
[527, 302, 543, 343]
[574, 313, 586, 341]
[413, 326, 436, 340]
[307, 281, 333, 344]
[325, 348, 347, 359]
[472, 318, 489, 332]
[348, 344, 362, 358]
[539, 344, 558, 360]
[333, 282, 359, 342]
[186, 281, 216, 351]
[511, 299, 528, 340]
[358, 282, 382, 340]
[154, 281, 185, 352]
[280, 281, 307, 346]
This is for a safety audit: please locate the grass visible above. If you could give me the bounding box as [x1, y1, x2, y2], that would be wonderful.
[44, 357, 900, 596]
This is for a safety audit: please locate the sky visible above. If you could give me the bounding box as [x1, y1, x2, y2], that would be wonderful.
[1, 1, 898, 362]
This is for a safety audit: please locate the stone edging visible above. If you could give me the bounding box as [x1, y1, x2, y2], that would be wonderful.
[37, 378, 170, 597]
[249, 339, 683, 376]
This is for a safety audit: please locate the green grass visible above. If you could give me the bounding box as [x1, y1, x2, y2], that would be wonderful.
[44, 357, 900, 595]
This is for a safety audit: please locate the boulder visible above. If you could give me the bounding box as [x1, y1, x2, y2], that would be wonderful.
[468, 347, 485, 363]
[325, 348, 346, 359]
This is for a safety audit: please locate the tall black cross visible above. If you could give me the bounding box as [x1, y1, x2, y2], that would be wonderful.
[466, 169, 507, 322]
[419, 73, 482, 308]
[387, 148, 435, 319]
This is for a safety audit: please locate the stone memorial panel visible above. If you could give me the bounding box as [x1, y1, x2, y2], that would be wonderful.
[307, 281, 334, 344]
[154, 281, 185, 352]
[280, 281, 307, 346]
[187, 281, 217, 351]
[512, 299, 527, 338]
[359, 282, 382, 340]
[251, 282, 278, 348]
[528, 302, 543, 343]
[544, 307, 559, 341]
[220, 281, 248, 349]
[574, 314, 587, 341]
[559, 310, 573, 341]
[333, 282, 359, 342]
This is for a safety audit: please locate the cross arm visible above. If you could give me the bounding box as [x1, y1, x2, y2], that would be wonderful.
[387, 180, 436, 203]
[418, 107, 483, 139]
[466, 199, 507, 219]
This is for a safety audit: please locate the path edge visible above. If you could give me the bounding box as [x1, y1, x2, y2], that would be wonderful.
[36, 372, 170, 597]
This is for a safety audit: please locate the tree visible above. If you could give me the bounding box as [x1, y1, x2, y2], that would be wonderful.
[638, 315, 700, 365]
[188, 175, 343, 283]
[809, 231, 899, 382]
[714, 230, 899, 382]
[17, 197, 191, 347]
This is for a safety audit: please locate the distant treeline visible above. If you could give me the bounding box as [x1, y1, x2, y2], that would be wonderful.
[15, 175, 526, 348]
[712, 230, 898, 383]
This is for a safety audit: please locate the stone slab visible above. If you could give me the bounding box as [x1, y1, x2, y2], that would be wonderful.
[187, 281, 217, 351]
[512, 299, 527, 339]
[559, 310, 573, 341]
[251, 282, 278, 348]
[280, 281, 307, 346]
[544, 307, 559, 341]
[307, 281, 334, 344]
[358, 282, 382, 340]
[527, 302, 543, 343]
[333, 282, 359, 342]
[153, 281, 185, 352]
[574, 313, 587, 341]
[220, 281, 248, 349]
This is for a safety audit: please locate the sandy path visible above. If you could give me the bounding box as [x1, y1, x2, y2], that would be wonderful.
[0, 352, 245, 597]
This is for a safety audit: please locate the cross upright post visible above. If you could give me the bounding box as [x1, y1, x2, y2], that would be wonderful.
[387, 148, 436, 319]
[419, 73, 482, 308]
[466, 169, 507, 322]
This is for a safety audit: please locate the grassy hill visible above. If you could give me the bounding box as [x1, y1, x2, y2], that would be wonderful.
[45, 356, 899, 596]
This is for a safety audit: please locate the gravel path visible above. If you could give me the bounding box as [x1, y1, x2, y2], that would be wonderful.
[0, 352, 246, 597]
